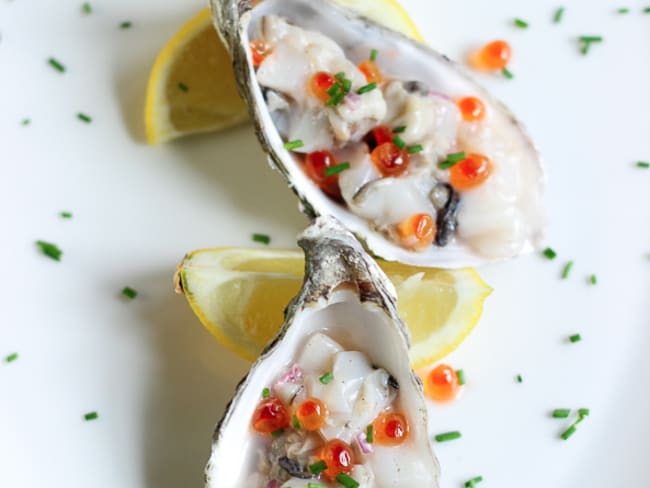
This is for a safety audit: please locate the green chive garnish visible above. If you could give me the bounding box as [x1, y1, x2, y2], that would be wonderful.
[456, 369, 466, 385]
[335, 473, 359, 488]
[60, 211, 73, 219]
[465, 476, 484, 487]
[5, 353, 18, 363]
[408, 145, 424, 154]
[335, 72, 346, 82]
[578, 408, 590, 417]
[319, 372, 334, 384]
[502, 67, 514, 79]
[560, 425, 576, 440]
[122, 286, 137, 299]
[328, 84, 341, 96]
[370, 49, 378, 61]
[48, 57, 66, 73]
[637, 161, 650, 169]
[36, 240, 62, 261]
[342, 79, 352, 92]
[644, 7, 650, 13]
[552, 409, 571, 418]
[120, 21, 132, 29]
[22, 118, 31, 126]
[262, 387, 270, 399]
[579, 36, 603, 55]
[271, 428, 284, 438]
[82, 2, 92, 14]
[357, 82, 378, 95]
[561, 260, 574, 279]
[516, 374, 523, 383]
[252, 233, 271, 245]
[553, 7, 565, 23]
[84, 411, 98, 421]
[292, 415, 301, 429]
[324, 162, 351, 177]
[392, 137, 406, 149]
[284, 139, 304, 150]
[543, 247, 557, 259]
[617, 7, 630, 13]
[589, 274, 597, 285]
[569, 333, 582, 343]
[514, 18, 529, 28]
[435, 431, 462, 442]
[366, 424, 374, 443]
[308, 483, 326, 488]
[178, 82, 189, 92]
[393, 126, 406, 133]
[77, 113, 92, 123]
[309, 460, 327, 475]
[439, 151, 466, 169]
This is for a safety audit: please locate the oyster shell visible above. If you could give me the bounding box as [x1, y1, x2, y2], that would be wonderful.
[211, 0, 546, 268]
[204, 216, 440, 487]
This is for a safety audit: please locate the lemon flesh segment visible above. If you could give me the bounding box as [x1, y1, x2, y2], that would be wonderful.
[177, 248, 491, 368]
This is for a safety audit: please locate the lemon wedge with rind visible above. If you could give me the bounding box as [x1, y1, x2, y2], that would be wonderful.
[175, 248, 492, 369]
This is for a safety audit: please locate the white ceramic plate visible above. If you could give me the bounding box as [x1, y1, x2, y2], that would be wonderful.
[1, 0, 649, 486]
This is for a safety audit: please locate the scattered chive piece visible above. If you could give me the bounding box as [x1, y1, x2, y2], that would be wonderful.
[84, 411, 98, 421]
[514, 18, 529, 28]
[262, 387, 270, 399]
[48, 57, 66, 73]
[319, 372, 334, 384]
[578, 408, 590, 417]
[560, 425, 576, 440]
[82, 2, 92, 14]
[552, 409, 571, 418]
[644, 7, 650, 13]
[502, 67, 514, 79]
[637, 161, 650, 169]
[579, 36, 604, 43]
[60, 211, 73, 219]
[456, 369, 466, 386]
[309, 460, 327, 475]
[561, 260, 574, 279]
[36, 240, 62, 261]
[408, 144, 423, 154]
[516, 374, 523, 383]
[284, 139, 304, 150]
[392, 137, 406, 149]
[271, 428, 284, 438]
[178, 82, 189, 92]
[121, 286, 138, 299]
[438, 151, 466, 169]
[335, 72, 346, 82]
[342, 79, 352, 92]
[434, 431, 462, 442]
[366, 424, 374, 443]
[5, 353, 18, 363]
[370, 48, 378, 61]
[553, 7, 565, 23]
[617, 7, 630, 13]
[336, 473, 360, 488]
[308, 483, 326, 488]
[292, 414, 301, 429]
[324, 162, 351, 177]
[590, 274, 597, 285]
[465, 476, 484, 487]
[357, 82, 377, 95]
[252, 233, 271, 245]
[569, 333, 582, 343]
[393, 125, 406, 134]
[120, 21, 132, 29]
[22, 118, 31, 126]
[77, 112, 92, 123]
[327, 85, 340, 96]
[543, 247, 557, 259]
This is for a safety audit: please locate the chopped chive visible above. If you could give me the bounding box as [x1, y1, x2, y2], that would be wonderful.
[271, 428, 284, 438]
[292, 415, 301, 429]
[392, 137, 406, 149]
[121, 286, 138, 299]
[514, 18, 529, 28]
[589, 274, 597, 285]
[552, 409, 571, 418]
[308, 483, 326, 488]
[569, 333, 582, 343]
[456, 369, 466, 386]
[438, 151, 466, 169]
[579, 36, 603, 43]
[561, 260, 574, 279]
[516, 374, 523, 383]
[560, 425, 577, 440]
[284, 139, 304, 151]
[644, 7, 650, 13]
[252, 233, 271, 245]
[357, 82, 377, 95]
[342, 79, 352, 92]
[82, 2, 92, 14]
[637, 161, 650, 169]
[178, 82, 189, 92]
[408, 144, 424, 154]
[578, 408, 590, 417]
[335, 473, 359, 488]
[120, 21, 132, 29]
[435, 431, 462, 442]
[77, 112, 92, 123]
[465, 476, 484, 487]
[262, 387, 270, 399]
[84, 411, 98, 421]
[21, 118, 31, 126]
[309, 460, 327, 475]
[48, 57, 66, 73]
[324, 162, 351, 177]
[616, 7, 630, 13]
[393, 125, 407, 133]
[36, 240, 62, 261]
[320, 372, 334, 384]
[370, 48, 378, 61]
[366, 424, 374, 443]
[502, 67, 514, 79]
[327, 84, 341, 97]
[5, 353, 18, 363]
[553, 7, 565, 23]
[335, 72, 346, 82]
[60, 211, 73, 219]
[543, 247, 557, 260]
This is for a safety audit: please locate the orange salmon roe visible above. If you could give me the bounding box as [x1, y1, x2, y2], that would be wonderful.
[308, 72, 337, 103]
[449, 153, 492, 191]
[372, 125, 394, 146]
[358, 60, 383, 84]
[397, 214, 435, 250]
[319, 439, 355, 480]
[371, 142, 410, 177]
[249, 39, 271, 67]
[295, 398, 328, 431]
[474, 40, 511, 70]
[304, 150, 342, 200]
[424, 364, 460, 402]
[457, 96, 486, 122]
[373, 412, 410, 446]
[251, 397, 290, 434]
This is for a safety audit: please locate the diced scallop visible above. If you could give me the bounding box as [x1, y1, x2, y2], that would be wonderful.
[335, 143, 381, 205]
[350, 464, 375, 488]
[256, 41, 312, 105]
[328, 89, 387, 143]
[286, 108, 334, 153]
[297, 333, 343, 374]
[351, 369, 395, 430]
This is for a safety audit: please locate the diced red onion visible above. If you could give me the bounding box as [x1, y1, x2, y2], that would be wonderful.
[429, 90, 452, 101]
[273, 364, 303, 391]
[356, 431, 374, 454]
[345, 92, 362, 110]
